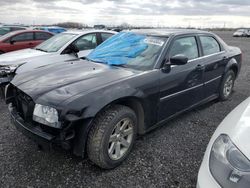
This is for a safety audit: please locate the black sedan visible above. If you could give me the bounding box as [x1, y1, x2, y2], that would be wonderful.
[5, 29, 242, 169]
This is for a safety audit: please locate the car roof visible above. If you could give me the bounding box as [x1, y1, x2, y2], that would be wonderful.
[129, 29, 212, 37]
[7, 29, 53, 35]
[63, 29, 117, 35]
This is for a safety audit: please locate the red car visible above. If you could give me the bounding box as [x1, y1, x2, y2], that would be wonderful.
[0, 30, 53, 54]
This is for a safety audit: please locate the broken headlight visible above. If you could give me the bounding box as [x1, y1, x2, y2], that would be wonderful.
[0, 64, 19, 76]
[209, 134, 250, 188]
[33, 104, 61, 128]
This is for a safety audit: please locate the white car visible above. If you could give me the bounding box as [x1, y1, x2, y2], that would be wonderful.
[197, 97, 250, 188]
[233, 29, 250, 37]
[0, 30, 116, 76]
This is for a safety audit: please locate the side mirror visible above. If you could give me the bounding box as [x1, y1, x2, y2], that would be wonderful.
[170, 54, 188, 65]
[64, 44, 79, 56]
[10, 40, 16, 45]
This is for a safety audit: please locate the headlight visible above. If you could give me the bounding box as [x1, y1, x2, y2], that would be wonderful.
[209, 134, 250, 187]
[0, 64, 19, 76]
[33, 104, 61, 128]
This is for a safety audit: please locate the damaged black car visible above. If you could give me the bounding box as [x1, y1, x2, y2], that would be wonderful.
[5, 29, 242, 169]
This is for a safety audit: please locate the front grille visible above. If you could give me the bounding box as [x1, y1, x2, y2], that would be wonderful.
[13, 87, 35, 122]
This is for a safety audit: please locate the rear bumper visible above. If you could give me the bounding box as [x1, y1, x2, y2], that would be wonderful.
[9, 103, 56, 149]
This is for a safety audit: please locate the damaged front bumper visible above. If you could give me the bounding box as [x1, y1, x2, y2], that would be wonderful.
[0, 76, 13, 99]
[8, 103, 73, 150]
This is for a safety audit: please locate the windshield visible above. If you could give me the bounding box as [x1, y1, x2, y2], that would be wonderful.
[35, 33, 76, 52]
[87, 32, 167, 70]
[0, 27, 10, 35]
[237, 29, 245, 32]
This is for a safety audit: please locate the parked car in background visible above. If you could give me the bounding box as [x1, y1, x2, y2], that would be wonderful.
[5, 29, 241, 169]
[33, 26, 67, 34]
[233, 29, 250, 37]
[197, 97, 250, 188]
[0, 25, 27, 36]
[94, 25, 106, 30]
[0, 30, 53, 54]
[0, 30, 116, 96]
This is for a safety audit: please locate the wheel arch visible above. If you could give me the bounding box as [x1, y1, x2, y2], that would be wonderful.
[92, 96, 146, 135]
[224, 58, 239, 78]
[72, 96, 146, 158]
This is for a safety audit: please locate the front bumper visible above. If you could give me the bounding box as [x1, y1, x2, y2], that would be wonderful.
[197, 153, 221, 188]
[0, 76, 12, 99]
[9, 103, 55, 149]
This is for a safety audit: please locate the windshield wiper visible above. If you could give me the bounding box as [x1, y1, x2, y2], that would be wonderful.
[35, 48, 48, 52]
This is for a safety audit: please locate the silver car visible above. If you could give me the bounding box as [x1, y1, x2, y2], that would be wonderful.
[0, 30, 116, 87]
[197, 97, 250, 188]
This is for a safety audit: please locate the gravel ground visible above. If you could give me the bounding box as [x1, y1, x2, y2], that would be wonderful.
[0, 31, 249, 188]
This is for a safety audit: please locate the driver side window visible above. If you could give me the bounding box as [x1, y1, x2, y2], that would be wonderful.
[73, 33, 97, 51]
[169, 37, 199, 61]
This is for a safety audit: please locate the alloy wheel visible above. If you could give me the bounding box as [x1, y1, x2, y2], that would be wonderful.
[108, 118, 134, 160]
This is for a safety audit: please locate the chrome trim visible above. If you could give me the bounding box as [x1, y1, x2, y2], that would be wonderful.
[188, 51, 226, 63]
[160, 83, 203, 101]
[205, 76, 222, 85]
[160, 76, 222, 102]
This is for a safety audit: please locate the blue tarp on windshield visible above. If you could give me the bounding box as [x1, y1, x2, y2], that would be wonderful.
[87, 32, 148, 65]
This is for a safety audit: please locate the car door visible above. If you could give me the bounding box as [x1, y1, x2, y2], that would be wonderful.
[6, 32, 35, 52]
[158, 35, 205, 121]
[198, 35, 227, 98]
[73, 33, 98, 58]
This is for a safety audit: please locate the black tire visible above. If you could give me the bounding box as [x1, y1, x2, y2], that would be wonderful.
[0, 51, 4, 55]
[219, 70, 235, 101]
[87, 105, 137, 169]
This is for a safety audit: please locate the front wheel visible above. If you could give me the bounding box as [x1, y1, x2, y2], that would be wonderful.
[87, 105, 137, 169]
[0, 51, 4, 55]
[219, 70, 235, 101]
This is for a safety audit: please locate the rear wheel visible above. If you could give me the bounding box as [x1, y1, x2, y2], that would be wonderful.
[219, 70, 235, 101]
[87, 105, 137, 169]
[0, 51, 4, 55]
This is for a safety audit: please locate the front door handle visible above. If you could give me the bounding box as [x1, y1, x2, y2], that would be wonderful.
[196, 64, 205, 71]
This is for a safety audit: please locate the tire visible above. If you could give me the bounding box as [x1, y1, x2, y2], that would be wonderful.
[219, 70, 235, 101]
[0, 51, 4, 55]
[87, 105, 137, 169]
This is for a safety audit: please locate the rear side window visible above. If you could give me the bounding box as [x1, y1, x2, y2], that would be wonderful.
[200, 36, 221, 56]
[169, 37, 199, 60]
[11, 32, 34, 42]
[35, 32, 52, 40]
[101, 33, 113, 42]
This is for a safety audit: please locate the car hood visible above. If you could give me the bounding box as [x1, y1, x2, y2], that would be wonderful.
[11, 59, 139, 105]
[0, 48, 47, 65]
[211, 97, 250, 159]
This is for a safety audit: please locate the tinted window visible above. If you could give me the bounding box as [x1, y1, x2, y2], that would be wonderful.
[200, 36, 220, 56]
[169, 37, 199, 60]
[35, 32, 52, 40]
[101, 33, 113, 42]
[11, 32, 33, 42]
[74, 33, 97, 51]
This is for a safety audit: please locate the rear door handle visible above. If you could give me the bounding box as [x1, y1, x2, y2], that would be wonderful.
[28, 42, 34, 45]
[196, 64, 205, 71]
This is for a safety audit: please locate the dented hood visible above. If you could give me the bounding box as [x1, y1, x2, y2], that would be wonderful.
[11, 59, 139, 104]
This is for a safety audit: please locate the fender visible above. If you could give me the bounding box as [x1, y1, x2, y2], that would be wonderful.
[224, 57, 239, 77]
[64, 82, 147, 121]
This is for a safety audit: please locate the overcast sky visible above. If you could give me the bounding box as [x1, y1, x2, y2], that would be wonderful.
[1, 0, 250, 28]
